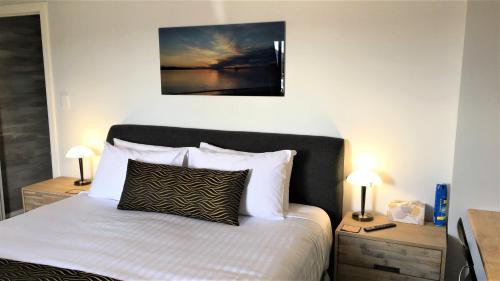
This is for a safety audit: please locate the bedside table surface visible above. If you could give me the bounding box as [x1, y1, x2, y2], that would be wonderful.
[336, 212, 446, 250]
[23, 177, 90, 195]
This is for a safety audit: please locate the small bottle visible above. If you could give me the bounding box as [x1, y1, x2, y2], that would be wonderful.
[433, 184, 448, 226]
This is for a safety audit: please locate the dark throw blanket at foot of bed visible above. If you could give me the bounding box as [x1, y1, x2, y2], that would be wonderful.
[0, 258, 119, 281]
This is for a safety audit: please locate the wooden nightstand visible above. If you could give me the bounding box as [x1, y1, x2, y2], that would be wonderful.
[22, 177, 90, 212]
[334, 212, 447, 281]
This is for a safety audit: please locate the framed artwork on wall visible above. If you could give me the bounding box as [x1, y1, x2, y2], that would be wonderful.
[159, 21, 285, 96]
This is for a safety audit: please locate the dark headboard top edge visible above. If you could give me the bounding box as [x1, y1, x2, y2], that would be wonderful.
[107, 124, 340, 147]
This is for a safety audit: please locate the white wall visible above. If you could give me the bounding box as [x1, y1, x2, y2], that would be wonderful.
[47, 1, 466, 217]
[449, 1, 500, 280]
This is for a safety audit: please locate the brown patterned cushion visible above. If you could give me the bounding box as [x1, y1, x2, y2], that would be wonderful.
[117, 159, 248, 226]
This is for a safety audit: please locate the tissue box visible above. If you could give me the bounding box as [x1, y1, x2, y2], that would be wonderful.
[387, 200, 425, 225]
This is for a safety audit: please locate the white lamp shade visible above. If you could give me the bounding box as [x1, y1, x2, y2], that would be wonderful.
[346, 169, 381, 187]
[65, 145, 94, 159]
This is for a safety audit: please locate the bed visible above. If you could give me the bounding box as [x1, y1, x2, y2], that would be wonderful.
[0, 124, 344, 280]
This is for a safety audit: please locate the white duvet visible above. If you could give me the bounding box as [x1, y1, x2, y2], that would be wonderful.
[0, 193, 332, 281]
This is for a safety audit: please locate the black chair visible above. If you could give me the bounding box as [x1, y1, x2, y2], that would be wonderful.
[457, 218, 478, 281]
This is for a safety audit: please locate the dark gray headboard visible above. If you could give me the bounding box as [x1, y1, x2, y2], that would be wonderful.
[106, 124, 344, 226]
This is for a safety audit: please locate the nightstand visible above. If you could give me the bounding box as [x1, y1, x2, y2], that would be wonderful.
[334, 212, 447, 281]
[22, 177, 90, 212]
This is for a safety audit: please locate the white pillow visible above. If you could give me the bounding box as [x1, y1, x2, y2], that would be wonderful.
[188, 147, 294, 218]
[199, 142, 296, 212]
[114, 138, 192, 166]
[89, 143, 186, 201]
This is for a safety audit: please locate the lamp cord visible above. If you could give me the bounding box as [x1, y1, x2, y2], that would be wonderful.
[458, 265, 469, 281]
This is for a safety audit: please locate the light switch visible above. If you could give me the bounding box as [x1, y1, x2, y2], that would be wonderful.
[61, 93, 71, 110]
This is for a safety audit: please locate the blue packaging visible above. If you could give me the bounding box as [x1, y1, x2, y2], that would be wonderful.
[434, 184, 448, 226]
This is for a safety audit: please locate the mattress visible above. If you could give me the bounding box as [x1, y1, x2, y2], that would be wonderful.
[0, 193, 332, 280]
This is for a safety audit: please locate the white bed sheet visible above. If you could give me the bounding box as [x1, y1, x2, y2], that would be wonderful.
[0, 193, 332, 280]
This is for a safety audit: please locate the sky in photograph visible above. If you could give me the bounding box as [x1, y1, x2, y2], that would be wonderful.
[159, 22, 285, 69]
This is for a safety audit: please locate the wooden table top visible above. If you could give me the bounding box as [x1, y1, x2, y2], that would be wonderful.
[468, 209, 500, 281]
[23, 177, 89, 195]
[336, 212, 447, 250]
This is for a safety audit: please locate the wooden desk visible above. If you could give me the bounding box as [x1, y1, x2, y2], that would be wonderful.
[468, 209, 500, 281]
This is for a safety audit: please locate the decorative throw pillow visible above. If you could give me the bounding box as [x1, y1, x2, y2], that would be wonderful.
[117, 160, 249, 226]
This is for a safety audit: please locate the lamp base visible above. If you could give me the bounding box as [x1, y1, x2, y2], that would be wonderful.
[74, 179, 91, 186]
[352, 211, 374, 222]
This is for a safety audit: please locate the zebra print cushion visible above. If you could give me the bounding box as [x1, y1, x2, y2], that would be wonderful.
[118, 160, 249, 226]
[0, 258, 118, 281]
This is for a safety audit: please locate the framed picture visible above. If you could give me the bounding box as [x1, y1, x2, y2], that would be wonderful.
[159, 21, 285, 96]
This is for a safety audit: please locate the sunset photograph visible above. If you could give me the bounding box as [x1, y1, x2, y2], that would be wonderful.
[159, 21, 285, 96]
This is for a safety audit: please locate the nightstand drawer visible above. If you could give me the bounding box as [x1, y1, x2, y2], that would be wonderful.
[338, 264, 429, 281]
[23, 190, 69, 212]
[338, 235, 442, 280]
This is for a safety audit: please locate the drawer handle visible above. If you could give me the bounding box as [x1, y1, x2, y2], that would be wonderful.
[374, 264, 400, 274]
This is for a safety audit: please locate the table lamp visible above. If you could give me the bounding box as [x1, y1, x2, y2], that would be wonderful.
[66, 145, 94, 186]
[347, 169, 381, 222]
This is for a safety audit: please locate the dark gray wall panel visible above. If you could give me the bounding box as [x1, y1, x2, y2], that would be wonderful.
[0, 15, 52, 214]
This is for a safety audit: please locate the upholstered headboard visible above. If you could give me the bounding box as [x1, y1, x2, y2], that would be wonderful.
[106, 124, 344, 226]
